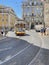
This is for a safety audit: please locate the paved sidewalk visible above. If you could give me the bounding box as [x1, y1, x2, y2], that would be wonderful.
[26, 30, 49, 50]
[28, 30, 49, 65]
[18, 30, 42, 47]
[6, 30, 49, 50]
[0, 34, 3, 39]
[0, 34, 6, 40]
[38, 32, 49, 49]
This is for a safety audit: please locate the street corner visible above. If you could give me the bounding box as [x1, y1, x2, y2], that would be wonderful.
[37, 32, 49, 50]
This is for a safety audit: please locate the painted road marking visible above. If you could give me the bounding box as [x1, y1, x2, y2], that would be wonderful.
[0, 45, 30, 64]
[5, 55, 11, 61]
[0, 60, 2, 64]
[0, 47, 12, 52]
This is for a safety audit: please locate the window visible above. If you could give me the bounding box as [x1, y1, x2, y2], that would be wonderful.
[6, 14, 8, 16]
[32, 13, 34, 16]
[34, 1, 37, 6]
[2, 19, 4, 21]
[0, 10, 2, 13]
[32, 2, 34, 6]
[39, 22, 42, 24]
[40, 2, 43, 5]
[6, 19, 8, 22]
[24, 17, 25, 20]
[36, 22, 38, 25]
[2, 14, 4, 16]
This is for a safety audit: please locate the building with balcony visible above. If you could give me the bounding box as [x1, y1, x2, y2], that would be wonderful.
[0, 5, 17, 31]
[22, 0, 44, 29]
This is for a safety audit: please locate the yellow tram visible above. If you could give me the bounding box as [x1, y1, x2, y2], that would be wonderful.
[15, 23, 25, 36]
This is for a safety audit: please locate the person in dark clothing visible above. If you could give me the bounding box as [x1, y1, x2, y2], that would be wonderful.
[41, 27, 46, 36]
[44, 28, 46, 35]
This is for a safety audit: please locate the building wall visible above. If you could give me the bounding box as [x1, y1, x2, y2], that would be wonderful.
[0, 5, 17, 31]
[0, 13, 8, 27]
[22, 0, 44, 29]
[44, 3, 49, 27]
[9, 14, 16, 28]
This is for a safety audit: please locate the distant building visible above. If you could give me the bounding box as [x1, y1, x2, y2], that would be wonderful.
[0, 5, 17, 31]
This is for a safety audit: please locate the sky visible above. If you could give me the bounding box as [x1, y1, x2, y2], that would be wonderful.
[0, 0, 23, 19]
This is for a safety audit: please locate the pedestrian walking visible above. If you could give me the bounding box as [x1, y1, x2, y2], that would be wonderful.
[44, 28, 46, 35]
[40, 27, 45, 36]
[46, 27, 49, 35]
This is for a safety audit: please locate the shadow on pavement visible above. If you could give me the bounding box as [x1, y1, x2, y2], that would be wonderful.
[25, 34, 30, 36]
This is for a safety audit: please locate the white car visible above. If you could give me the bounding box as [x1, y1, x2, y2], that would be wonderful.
[35, 24, 44, 32]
